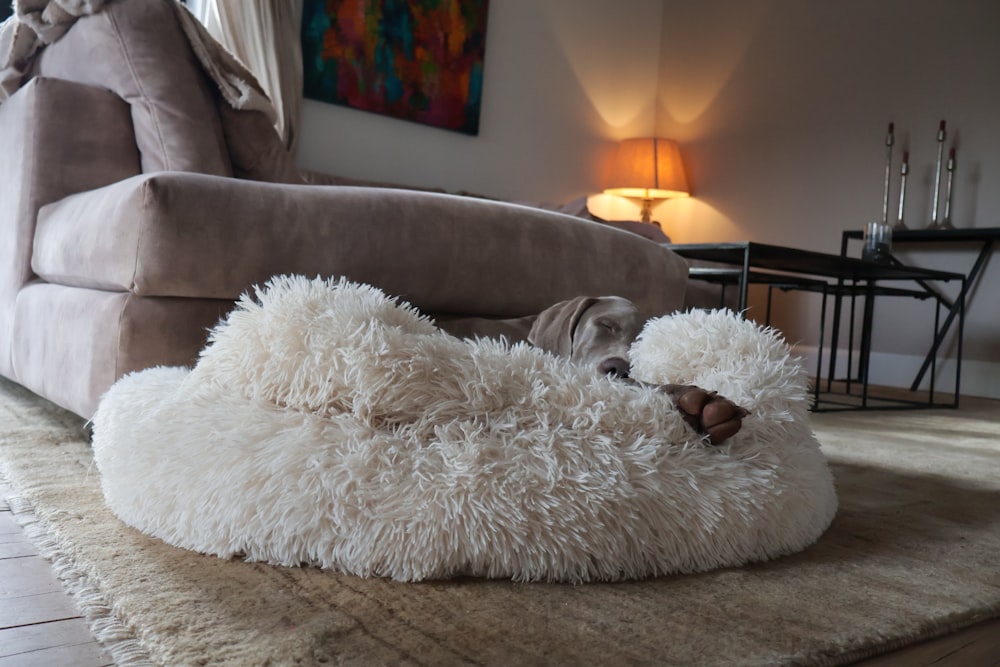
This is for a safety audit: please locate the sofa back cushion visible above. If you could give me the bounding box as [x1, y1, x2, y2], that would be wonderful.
[219, 104, 304, 184]
[30, 0, 231, 176]
[0, 77, 141, 378]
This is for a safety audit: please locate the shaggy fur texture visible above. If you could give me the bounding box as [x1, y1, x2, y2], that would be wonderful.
[91, 276, 837, 582]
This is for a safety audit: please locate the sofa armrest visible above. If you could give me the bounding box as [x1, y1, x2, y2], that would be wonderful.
[33, 172, 689, 318]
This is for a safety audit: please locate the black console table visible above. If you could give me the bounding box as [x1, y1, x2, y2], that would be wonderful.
[668, 242, 966, 411]
[839, 227, 998, 392]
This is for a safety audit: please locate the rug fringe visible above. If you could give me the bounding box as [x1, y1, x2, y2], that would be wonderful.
[2, 479, 155, 667]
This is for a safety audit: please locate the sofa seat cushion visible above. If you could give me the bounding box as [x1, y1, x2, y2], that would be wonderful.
[11, 282, 231, 419]
[32, 172, 690, 318]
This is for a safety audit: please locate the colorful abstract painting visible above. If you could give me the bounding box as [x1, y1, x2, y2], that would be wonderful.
[301, 0, 490, 135]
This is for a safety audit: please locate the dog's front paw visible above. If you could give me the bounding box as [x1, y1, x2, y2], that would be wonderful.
[659, 384, 748, 445]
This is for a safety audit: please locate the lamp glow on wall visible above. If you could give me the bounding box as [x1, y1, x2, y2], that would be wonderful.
[603, 138, 690, 224]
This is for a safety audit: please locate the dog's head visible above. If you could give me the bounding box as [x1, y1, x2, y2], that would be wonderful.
[528, 296, 644, 378]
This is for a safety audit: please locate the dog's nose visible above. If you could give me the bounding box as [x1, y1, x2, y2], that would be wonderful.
[598, 357, 630, 378]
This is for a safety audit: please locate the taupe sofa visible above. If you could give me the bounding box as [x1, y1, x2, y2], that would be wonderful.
[0, 0, 690, 419]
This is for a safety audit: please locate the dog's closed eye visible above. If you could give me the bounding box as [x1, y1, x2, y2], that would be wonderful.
[596, 320, 618, 333]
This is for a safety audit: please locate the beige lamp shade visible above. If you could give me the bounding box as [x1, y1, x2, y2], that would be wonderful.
[603, 137, 690, 200]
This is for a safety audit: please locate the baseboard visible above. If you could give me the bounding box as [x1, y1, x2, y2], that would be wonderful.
[791, 345, 1000, 401]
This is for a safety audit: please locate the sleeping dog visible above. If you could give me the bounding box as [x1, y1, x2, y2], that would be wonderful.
[527, 296, 748, 445]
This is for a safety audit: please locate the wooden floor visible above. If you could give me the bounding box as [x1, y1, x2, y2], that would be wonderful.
[1, 478, 998, 666]
[854, 618, 1000, 666]
[0, 480, 112, 667]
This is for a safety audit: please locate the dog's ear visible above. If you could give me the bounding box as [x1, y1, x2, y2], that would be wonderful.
[528, 297, 599, 357]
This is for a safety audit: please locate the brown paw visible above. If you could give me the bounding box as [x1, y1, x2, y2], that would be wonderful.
[659, 384, 749, 445]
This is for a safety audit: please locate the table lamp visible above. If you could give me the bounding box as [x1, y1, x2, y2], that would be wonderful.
[603, 138, 690, 224]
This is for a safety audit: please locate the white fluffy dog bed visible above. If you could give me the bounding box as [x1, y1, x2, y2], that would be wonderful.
[92, 276, 837, 582]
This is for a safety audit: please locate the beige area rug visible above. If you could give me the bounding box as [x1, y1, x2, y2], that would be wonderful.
[1, 376, 998, 666]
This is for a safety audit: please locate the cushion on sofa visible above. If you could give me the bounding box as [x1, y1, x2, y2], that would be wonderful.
[31, 172, 690, 319]
[218, 104, 304, 184]
[29, 0, 231, 175]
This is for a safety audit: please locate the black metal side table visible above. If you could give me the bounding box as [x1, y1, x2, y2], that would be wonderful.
[668, 242, 966, 411]
[839, 226, 999, 392]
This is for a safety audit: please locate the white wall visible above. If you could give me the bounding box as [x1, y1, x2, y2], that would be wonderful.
[295, 0, 999, 397]
[655, 0, 1000, 397]
[296, 0, 664, 202]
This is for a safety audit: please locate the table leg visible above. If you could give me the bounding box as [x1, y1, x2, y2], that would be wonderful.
[929, 299, 940, 405]
[814, 286, 829, 408]
[845, 288, 858, 394]
[828, 232, 852, 390]
[910, 241, 992, 390]
[955, 277, 966, 408]
[859, 281, 876, 408]
[739, 246, 750, 313]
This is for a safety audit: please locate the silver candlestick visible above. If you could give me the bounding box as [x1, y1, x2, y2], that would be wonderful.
[894, 150, 909, 230]
[928, 120, 946, 229]
[881, 122, 894, 227]
[939, 147, 956, 229]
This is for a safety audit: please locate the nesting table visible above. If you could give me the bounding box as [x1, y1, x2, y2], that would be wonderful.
[667, 241, 967, 411]
[839, 226, 999, 394]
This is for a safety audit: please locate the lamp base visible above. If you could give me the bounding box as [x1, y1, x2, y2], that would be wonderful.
[640, 198, 653, 223]
[640, 198, 663, 230]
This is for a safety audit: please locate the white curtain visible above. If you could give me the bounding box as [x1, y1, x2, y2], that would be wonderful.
[196, 0, 303, 152]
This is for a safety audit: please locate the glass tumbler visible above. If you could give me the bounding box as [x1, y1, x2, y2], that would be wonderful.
[862, 221, 892, 263]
